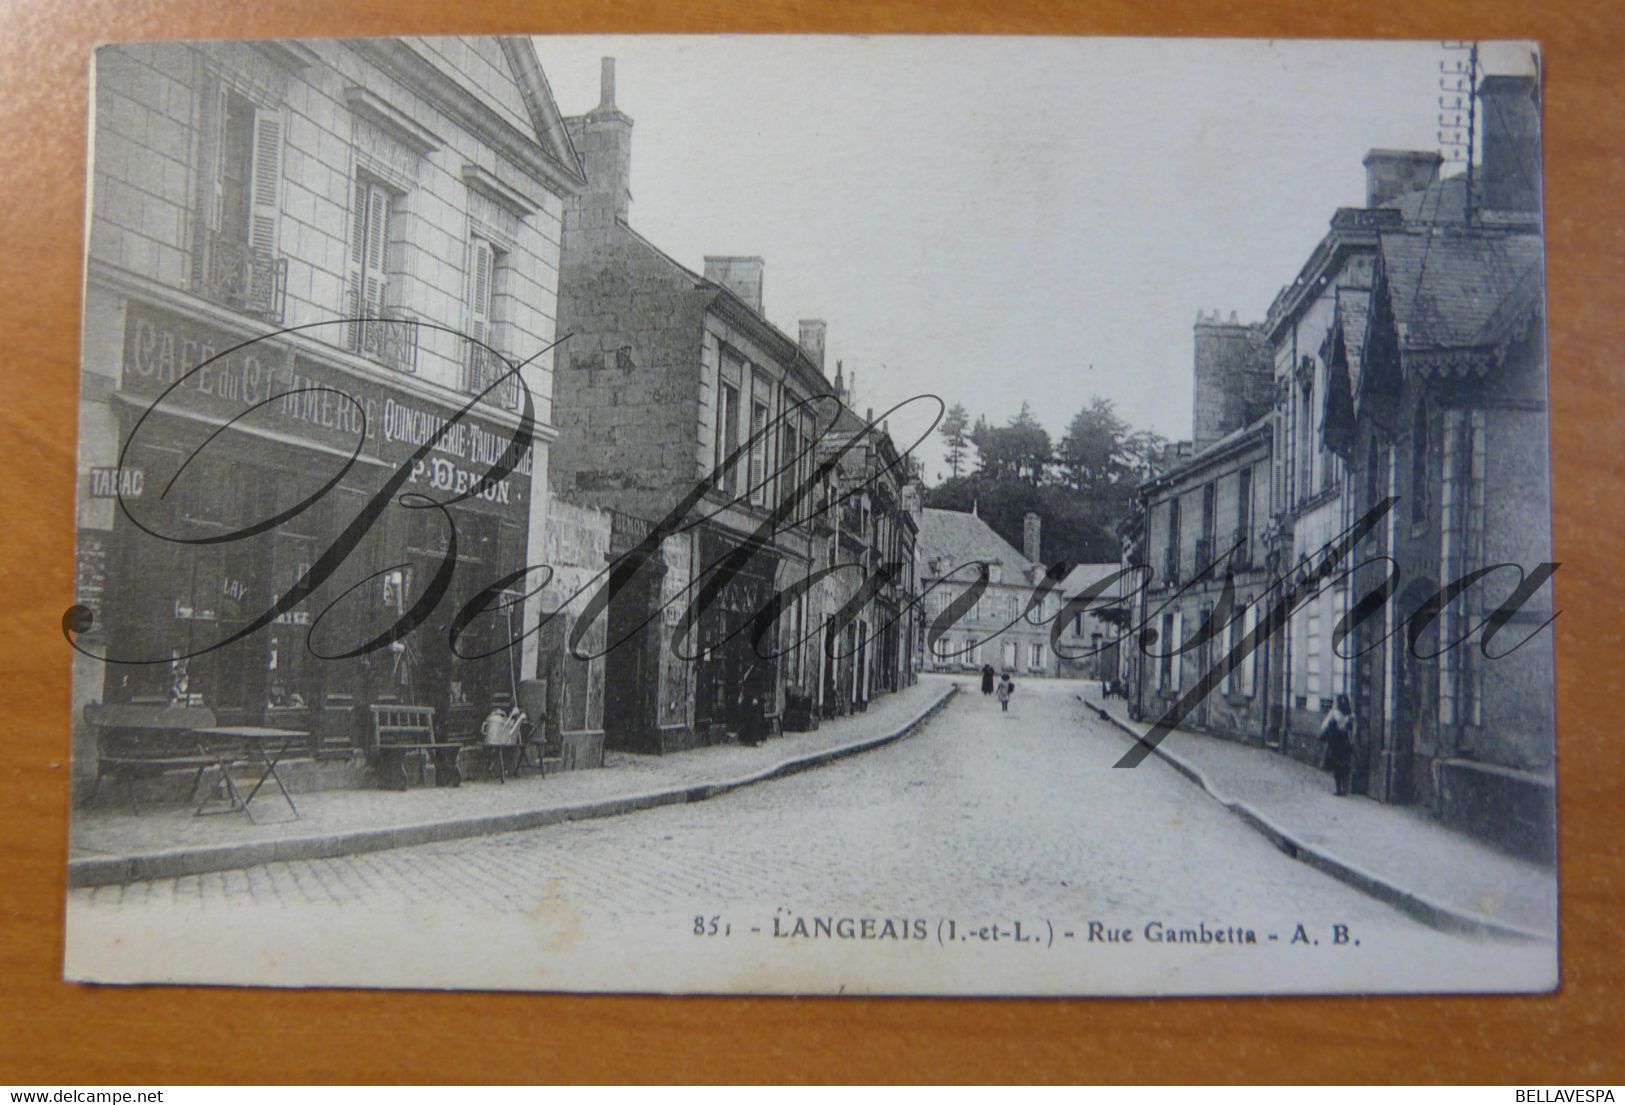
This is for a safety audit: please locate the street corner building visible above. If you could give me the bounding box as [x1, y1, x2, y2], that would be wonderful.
[1122, 73, 1554, 862]
[545, 59, 922, 755]
[71, 36, 591, 794]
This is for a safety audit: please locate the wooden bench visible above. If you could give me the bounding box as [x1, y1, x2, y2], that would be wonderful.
[367, 704, 464, 790]
[83, 702, 222, 813]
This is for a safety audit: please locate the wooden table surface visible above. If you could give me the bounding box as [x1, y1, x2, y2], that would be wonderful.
[2, 0, 1621, 1085]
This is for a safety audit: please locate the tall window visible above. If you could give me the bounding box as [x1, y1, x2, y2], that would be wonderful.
[1200, 481, 1216, 572]
[464, 236, 514, 405]
[1166, 497, 1181, 583]
[346, 176, 408, 369]
[749, 399, 770, 507]
[1411, 402, 1430, 525]
[193, 86, 284, 318]
[715, 380, 740, 495]
[1236, 466, 1253, 567]
[779, 421, 801, 516]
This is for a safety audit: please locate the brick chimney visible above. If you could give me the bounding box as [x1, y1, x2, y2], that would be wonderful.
[704, 256, 764, 314]
[1478, 74, 1541, 212]
[563, 58, 633, 230]
[798, 319, 827, 372]
[1192, 310, 1272, 453]
[1023, 512, 1042, 565]
[1362, 149, 1442, 207]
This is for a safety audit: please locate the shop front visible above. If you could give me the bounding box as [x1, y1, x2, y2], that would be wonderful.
[88, 300, 535, 766]
[692, 529, 779, 745]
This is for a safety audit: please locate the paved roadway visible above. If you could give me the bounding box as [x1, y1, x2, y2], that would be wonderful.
[66, 677, 1556, 994]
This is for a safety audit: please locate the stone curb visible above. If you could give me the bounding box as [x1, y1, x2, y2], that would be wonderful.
[69, 684, 959, 889]
[1080, 698, 1554, 945]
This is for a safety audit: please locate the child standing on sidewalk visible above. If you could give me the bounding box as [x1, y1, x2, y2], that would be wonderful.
[996, 675, 1015, 713]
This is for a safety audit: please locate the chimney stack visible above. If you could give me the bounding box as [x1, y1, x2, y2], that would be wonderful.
[798, 319, 827, 373]
[1362, 149, 1442, 207]
[1478, 74, 1541, 212]
[704, 256, 765, 315]
[1023, 513, 1042, 565]
[563, 57, 634, 229]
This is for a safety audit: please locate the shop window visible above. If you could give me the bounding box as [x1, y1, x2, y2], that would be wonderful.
[192, 85, 286, 320]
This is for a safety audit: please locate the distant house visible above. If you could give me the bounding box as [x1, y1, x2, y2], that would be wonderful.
[917, 507, 1064, 677]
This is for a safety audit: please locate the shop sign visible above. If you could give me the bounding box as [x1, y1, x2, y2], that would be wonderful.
[120, 303, 534, 512]
[88, 466, 144, 499]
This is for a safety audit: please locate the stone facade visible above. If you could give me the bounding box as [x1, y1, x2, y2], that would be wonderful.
[1121, 72, 1554, 861]
[548, 59, 917, 753]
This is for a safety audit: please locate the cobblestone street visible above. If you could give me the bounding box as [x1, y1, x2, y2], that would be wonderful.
[66, 676, 1557, 994]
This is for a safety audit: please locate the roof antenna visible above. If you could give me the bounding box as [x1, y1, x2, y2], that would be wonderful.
[1439, 41, 1479, 226]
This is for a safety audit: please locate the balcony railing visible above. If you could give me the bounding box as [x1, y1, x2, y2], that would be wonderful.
[463, 344, 520, 410]
[194, 228, 286, 322]
[350, 309, 419, 374]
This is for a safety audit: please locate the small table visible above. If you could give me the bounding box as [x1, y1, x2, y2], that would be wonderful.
[191, 726, 306, 822]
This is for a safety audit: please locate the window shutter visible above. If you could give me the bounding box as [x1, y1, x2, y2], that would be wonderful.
[469, 238, 494, 347]
[749, 403, 768, 504]
[345, 179, 368, 351]
[247, 110, 282, 262]
[1171, 611, 1184, 688]
[1242, 604, 1257, 695]
[1221, 615, 1235, 695]
[364, 187, 390, 320]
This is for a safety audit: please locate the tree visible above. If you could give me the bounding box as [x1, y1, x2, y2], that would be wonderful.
[923, 395, 1167, 568]
[938, 403, 971, 480]
[1057, 396, 1131, 491]
[1005, 403, 1053, 485]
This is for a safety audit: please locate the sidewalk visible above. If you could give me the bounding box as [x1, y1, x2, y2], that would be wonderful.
[1086, 692, 1557, 942]
[69, 680, 957, 888]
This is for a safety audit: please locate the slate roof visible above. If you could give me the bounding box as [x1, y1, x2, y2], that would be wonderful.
[1336, 288, 1371, 393]
[1378, 228, 1544, 376]
[1059, 562, 1128, 600]
[918, 508, 1037, 580]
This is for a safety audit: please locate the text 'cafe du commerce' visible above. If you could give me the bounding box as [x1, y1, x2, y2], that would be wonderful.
[73, 301, 538, 763]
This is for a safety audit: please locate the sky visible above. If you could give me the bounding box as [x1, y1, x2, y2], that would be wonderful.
[531, 37, 1538, 481]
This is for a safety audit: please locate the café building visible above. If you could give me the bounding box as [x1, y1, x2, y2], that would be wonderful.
[71, 36, 586, 787]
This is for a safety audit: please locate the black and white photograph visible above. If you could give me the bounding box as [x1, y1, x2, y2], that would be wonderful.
[62, 34, 1558, 995]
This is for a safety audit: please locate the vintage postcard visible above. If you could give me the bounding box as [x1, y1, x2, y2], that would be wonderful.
[63, 35, 1558, 995]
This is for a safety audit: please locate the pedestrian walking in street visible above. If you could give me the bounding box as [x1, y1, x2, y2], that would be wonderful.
[1319, 693, 1356, 796]
[980, 662, 996, 696]
[996, 675, 1015, 714]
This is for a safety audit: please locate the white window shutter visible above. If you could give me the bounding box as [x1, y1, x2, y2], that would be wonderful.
[364, 187, 390, 319]
[345, 179, 368, 351]
[1171, 611, 1184, 689]
[1221, 615, 1235, 695]
[1242, 604, 1257, 695]
[749, 403, 767, 504]
[247, 110, 282, 262]
[469, 238, 494, 346]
